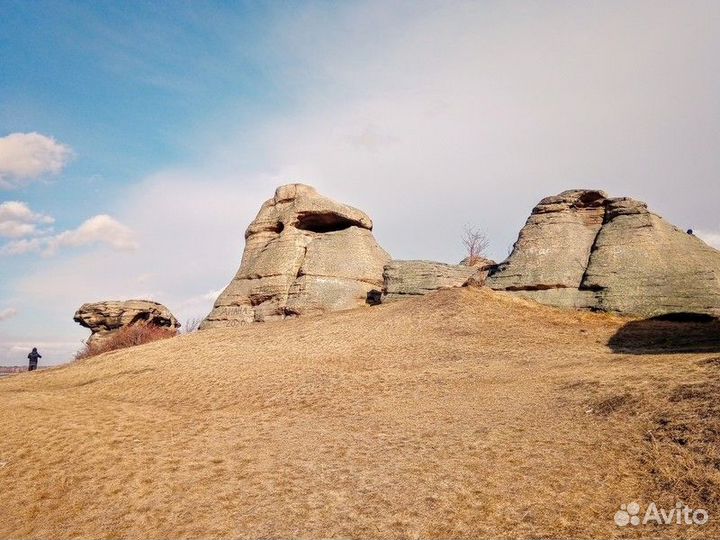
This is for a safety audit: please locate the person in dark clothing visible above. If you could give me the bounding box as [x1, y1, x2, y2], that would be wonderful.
[27, 348, 41, 371]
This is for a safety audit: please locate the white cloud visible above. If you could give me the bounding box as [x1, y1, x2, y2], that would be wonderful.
[0, 214, 137, 256]
[0, 221, 35, 238]
[695, 229, 720, 250]
[0, 201, 53, 223]
[0, 308, 17, 321]
[0, 237, 45, 256]
[45, 214, 137, 254]
[0, 132, 73, 189]
[0, 201, 54, 238]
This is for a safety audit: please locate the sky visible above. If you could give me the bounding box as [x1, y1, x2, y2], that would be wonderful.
[1, 0, 719, 365]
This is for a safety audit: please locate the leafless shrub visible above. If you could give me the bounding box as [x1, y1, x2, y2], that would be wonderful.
[183, 317, 203, 334]
[462, 225, 489, 266]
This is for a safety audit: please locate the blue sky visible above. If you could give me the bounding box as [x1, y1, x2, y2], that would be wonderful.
[1, 1, 286, 190]
[1, 0, 720, 364]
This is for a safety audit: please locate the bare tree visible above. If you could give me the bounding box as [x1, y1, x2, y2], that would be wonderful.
[182, 317, 203, 334]
[462, 225, 489, 266]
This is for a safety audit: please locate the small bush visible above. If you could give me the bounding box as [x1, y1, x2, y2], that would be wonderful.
[462, 224, 489, 266]
[75, 324, 177, 360]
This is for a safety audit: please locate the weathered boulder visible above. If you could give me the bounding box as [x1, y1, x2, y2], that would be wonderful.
[381, 259, 495, 303]
[201, 184, 390, 328]
[582, 198, 720, 317]
[488, 190, 720, 317]
[73, 300, 180, 345]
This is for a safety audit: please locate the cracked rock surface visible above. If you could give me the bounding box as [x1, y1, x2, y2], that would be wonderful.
[381, 259, 495, 303]
[201, 184, 390, 328]
[73, 300, 179, 345]
[487, 190, 720, 317]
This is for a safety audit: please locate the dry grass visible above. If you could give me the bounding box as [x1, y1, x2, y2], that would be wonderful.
[0, 287, 718, 538]
[74, 325, 178, 360]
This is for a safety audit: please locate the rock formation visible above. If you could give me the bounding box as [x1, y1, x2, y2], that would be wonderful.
[582, 198, 720, 316]
[487, 190, 607, 309]
[488, 190, 720, 317]
[201, 184, 390, 328]
[74, 300, 180, 345]
[381, 259, 495, 303]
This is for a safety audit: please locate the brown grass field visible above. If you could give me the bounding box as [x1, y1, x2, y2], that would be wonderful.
[0, 287, 719, 539]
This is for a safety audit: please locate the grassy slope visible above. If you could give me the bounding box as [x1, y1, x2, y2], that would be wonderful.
[0, 287, 718, 539]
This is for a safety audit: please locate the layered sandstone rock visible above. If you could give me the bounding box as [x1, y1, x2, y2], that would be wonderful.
[201, 184, 390, 328]
[73, 300, 179, 345]
[582, 198, 720, 317]
[488, 190, 607, 309]
[382, 259, 495, 303]
[488, 190, 720, 317]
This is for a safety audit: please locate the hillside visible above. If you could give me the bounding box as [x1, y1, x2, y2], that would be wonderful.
[0, 287, 719, 539]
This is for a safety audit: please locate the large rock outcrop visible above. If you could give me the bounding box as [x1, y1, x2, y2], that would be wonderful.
[488, 190, 720, 317]
[582, 198, 720, 316]
[381, 259, 495, 303]
[73, 300, 180, 345]
[201, 184, 391, 328]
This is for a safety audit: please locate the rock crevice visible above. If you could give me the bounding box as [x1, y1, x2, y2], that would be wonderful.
[488, 190, 720, 317]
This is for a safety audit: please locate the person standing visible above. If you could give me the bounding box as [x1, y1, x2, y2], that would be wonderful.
[27, 348, 41, 371]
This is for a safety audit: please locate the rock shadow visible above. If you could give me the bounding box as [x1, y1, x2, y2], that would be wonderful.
[608, 313, 720, 354]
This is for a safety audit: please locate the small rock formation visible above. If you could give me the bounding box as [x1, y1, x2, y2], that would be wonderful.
[73, 300, 180, 345]
[488, 190, 720, 317]
[381, 258, 495, 303]
[201, 184, 390, 328]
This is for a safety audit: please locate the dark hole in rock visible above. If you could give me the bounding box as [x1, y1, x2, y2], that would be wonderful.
[128, 312, 173, 327]
[295, 212, 361, 233]
[129, 312, 151, 325]
[574, 190, 607, 208]
[271, 222, 284, 234]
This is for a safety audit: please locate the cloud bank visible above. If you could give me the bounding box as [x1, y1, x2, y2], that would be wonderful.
[0, 213, 137, 256]
[45, 215, 137, 254]
[0, 132, 74, 189]
[0, 201, 54, 238]
[0, 308, 18, 322]
[0, 201, 136, 257]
